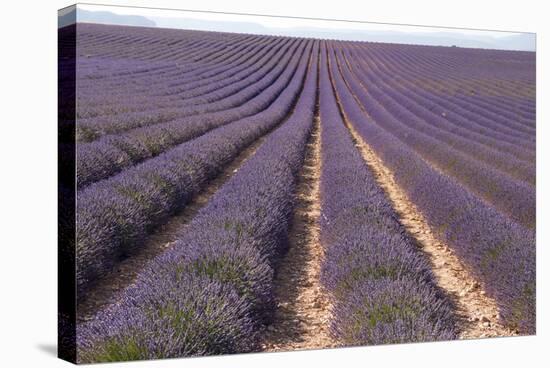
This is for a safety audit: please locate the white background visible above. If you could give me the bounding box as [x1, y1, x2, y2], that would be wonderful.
[0, 0, 547, 366]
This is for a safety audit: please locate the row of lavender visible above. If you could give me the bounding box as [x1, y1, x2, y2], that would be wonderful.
[318, 43, 457, 344]
[76, 25, 536, 145]
[76, 37, 294, 140]
[325, 42, 535, 333]
[354, 44, 535, 162]
[64, 26, 283, 144]
[76, 39, 304, 187]
[335, 45, 535, 229]
[76, 41, 312, 294]
[74, 24, 536, 221]
[70, 25, 536, 359]
[76, 27, 281, 120]
[376, 49, 536, 126]
[76, 35, 283, 122]
[77, 25, 249, 64]
[352, 45, 535, 155]
[78, 42, 320, 362]
[332, 42, 536, 331]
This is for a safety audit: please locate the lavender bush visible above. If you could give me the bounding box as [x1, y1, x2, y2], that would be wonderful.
[76, 40, 304, 187]
[78, 43, 319, 360]
[66, 24, 535, 361]
[317, 43, 457, 344]
[327, 42, 535, 333]
[76, 41, 313, 293]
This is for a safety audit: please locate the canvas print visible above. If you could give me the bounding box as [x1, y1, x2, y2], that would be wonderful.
[58, 4, 536, 364]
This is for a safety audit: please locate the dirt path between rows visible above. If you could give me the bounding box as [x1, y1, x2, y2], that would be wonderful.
[77, 135, 270, 323]
[344, 120, 517, 339]
[261, 115, 338, 352]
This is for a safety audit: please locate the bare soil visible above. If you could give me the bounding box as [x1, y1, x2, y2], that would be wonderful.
[77, 135, 269, 323]
[344, 120, 517, 339]
[261, 116, 338, 352]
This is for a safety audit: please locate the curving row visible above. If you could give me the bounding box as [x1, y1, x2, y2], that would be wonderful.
[333, 45, 535, 229]
[75, 39, 306, 188]
[350, 45, 535, 151]
[78, 42, 320, 362]
[76, 38, 297, 141]
[327, 41, 535, 333]
[77, 35, 276, 100]
[70, 27, 536, 353]
[360, 44, 535, 128]
[76, 35, 279, 118]
[75, 41, 313, 294]
[318, 42, 457, 345]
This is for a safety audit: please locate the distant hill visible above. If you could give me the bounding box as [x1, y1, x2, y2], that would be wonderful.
[58, 8, 156, 28]
[149, 17, 499, 48]
[153, 16, 269, 35]
[59, 7, 534, 51]
[264, 27, 500, 49]
[146, 16, 537, 51]
[495, 33, 537, 51]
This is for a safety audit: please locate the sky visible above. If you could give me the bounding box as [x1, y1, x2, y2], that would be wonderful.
[60, 4, 535, 51]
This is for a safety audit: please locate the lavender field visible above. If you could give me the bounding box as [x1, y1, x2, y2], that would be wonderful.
[59, 22, 535, 362]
